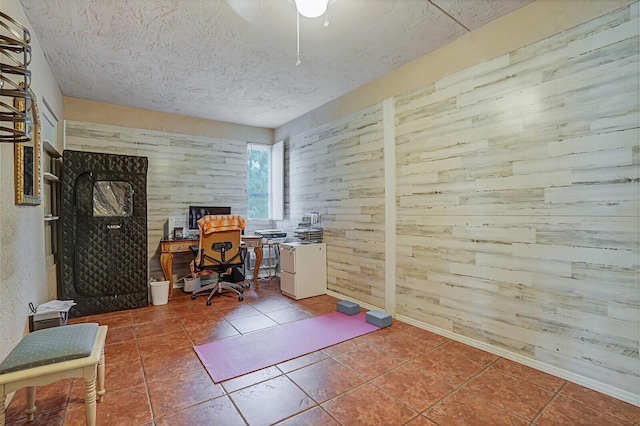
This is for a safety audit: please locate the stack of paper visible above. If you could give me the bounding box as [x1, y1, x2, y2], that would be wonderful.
[31, 300, 76, 323]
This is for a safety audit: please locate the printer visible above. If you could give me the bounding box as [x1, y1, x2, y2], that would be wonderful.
[255, 229, 287, 243]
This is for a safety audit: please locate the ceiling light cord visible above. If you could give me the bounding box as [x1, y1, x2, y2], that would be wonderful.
[295, 0, 330, 66]
[296, 11, 301, 66]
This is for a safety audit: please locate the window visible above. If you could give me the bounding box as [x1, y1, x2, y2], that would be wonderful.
[247, 141, 283, 220]
[93, 181, 134, 217]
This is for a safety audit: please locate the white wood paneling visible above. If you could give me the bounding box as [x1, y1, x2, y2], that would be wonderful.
[278, 104, 386, 307]
[394, 3, 639, 400]
[65, 121, 248, 279]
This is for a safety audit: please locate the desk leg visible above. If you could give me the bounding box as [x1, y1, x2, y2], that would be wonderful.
[267, 244, 273, 286]
[253, 246, 262, 287]
[159, 252, 174, 300]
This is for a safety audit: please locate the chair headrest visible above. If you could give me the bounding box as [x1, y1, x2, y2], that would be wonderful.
[198, 215, 246, 234]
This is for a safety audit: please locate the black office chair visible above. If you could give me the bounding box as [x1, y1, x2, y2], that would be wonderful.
[189, 215, 246, 304]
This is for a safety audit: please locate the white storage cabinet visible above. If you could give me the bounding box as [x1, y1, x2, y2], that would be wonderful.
[279, 242, 326, 300]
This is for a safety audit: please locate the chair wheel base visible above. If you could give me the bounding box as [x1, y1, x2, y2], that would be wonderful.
[191, 294, 197, 300]
[206, 300, 212, 306]
[238, 296, 243, 301]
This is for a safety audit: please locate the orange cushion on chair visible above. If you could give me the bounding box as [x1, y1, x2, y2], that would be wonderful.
[198, 215, 245, 234]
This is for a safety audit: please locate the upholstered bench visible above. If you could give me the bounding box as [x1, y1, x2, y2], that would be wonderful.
[0, 323, 108, 426]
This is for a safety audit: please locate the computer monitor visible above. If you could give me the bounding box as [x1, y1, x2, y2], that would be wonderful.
[188, 206, 231, 230]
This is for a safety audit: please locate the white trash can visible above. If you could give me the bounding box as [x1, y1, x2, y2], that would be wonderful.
[150, 280, 170, 305]
[184, 276, 201, 293]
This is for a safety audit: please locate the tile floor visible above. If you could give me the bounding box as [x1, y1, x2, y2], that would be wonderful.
[5, 280, 639, 425]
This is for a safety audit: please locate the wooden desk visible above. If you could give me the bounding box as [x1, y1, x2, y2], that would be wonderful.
[160, 238, 198, 300]
[241, 236, 263, 288]
[160, 237, 264, 300]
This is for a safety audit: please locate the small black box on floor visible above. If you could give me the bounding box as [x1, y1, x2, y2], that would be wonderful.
[337, 300, 360, 316]
[29, 312, 67, 332]
[366, 310, 392, 328]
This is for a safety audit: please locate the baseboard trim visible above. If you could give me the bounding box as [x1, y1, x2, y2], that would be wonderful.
[325, 290, 639, 407]
[326, 290, 380, 313]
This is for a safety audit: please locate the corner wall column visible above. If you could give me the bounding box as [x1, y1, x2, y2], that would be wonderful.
[383, 98, 396, 315]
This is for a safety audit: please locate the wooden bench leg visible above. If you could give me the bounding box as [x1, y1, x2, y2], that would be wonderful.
[97, 350, 105, 402]
[1, 393, 6, 425]
[25, 386, 36, 421]
[83, 341, 106, 426]
[84, 373, 97, 426]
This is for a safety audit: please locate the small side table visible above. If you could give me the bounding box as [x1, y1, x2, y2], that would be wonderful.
[260, 242, 280, 286]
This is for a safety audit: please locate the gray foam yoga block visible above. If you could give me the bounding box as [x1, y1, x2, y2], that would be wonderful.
[366, 310, 392, 328]
[337, 300, 360, 315]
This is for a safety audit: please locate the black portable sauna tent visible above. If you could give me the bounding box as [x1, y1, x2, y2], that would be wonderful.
[60, 150, 148, 317]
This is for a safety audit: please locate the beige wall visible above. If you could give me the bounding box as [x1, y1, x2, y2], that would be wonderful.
[0, 0, 65, 361]
[64, 98, 273, 145]
[275, 0, 634, 140]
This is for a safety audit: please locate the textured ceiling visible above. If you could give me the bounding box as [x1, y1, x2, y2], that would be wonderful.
[19, 0, 534, 129]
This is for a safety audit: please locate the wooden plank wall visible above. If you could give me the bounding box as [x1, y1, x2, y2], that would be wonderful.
[393, 4, 639, 397]
[280, 104, 387, 307]
[65, 121, 248, 279]
[61, 2, 639, 400]
[283, 3, 639, 399]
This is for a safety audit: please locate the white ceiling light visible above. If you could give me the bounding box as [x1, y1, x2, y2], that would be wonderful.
[295, 0, 329, 18]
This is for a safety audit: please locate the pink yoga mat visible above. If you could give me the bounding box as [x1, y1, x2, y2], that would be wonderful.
[194, 312, 379, 382]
